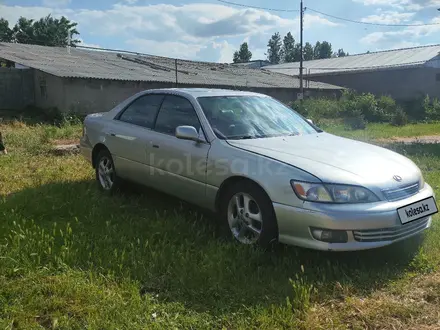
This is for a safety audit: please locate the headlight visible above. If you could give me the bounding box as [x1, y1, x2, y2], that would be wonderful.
[291, 181, 379, 203]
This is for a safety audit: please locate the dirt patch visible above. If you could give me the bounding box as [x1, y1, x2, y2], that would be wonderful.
[377, 135, 440, 145]
[51, 144, 80, 156]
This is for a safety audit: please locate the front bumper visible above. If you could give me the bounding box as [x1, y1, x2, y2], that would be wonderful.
[274, 183, 435, 251]
[79, 136, 93, 164]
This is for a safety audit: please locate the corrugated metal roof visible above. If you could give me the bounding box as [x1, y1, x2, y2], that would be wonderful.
[264, 44, 440, 76]
[231, 60, 271, 68]
[0, 43, 342, 90]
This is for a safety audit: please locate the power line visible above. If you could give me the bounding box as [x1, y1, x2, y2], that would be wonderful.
[215, 0, 440, 27]
[307, 7, 440, 27]
[215, 0, 298, 12]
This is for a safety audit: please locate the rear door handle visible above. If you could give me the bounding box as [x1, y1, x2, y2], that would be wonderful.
[152, 144, 159, 148]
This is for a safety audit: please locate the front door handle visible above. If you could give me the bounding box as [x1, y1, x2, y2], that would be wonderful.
[152, 144, 159, 148]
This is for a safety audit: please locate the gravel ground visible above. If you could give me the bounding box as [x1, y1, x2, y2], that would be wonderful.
[377, 135, 440, 145]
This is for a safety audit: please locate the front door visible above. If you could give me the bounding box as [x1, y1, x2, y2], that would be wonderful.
[147, 95, 211, 205]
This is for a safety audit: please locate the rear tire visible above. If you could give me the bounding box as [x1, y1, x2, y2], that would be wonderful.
[95, 149, 121, 194]
[220, 180, 278, 249]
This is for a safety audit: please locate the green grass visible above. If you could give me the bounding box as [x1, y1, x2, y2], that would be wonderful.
[0, 121, 440, 329]
[324, 121, 440, 141]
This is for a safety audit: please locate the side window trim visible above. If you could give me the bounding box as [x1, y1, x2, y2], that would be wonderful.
[114, 93, 165, 122]
[151, 94, 166, 129]
[152, 94, 207, 141]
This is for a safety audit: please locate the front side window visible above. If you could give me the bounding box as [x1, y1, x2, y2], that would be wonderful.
[154, 95, 201, 135]
[118, 94, 164, 128]
[197, 96, 318, 139]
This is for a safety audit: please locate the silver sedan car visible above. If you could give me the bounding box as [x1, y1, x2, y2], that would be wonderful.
[80, 88, 438, 251]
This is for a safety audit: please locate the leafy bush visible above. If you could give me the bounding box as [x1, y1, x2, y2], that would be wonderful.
[339, 90, 390, 123]
[289, 91, 440, 128]
[354, 93, 379, 122]
[422, 94, 440, 121]
[377, 95, 398, 121]
[291, 100, 308, 117]
[41, 107, 64, 123]
[343, 109, 367, 130]
[391, 107, 408, 126]
[430, 98, 440, 120]
[291, 98, 340, 121]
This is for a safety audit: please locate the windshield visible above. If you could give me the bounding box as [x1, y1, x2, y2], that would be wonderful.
[197, 96, 318, 140]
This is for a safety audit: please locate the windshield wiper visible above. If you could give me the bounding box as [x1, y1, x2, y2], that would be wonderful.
[212, 128, 227, 139]
[228, 135, 260, 140]
[260, 132, 298, 138]
[234, 135, 255, 140]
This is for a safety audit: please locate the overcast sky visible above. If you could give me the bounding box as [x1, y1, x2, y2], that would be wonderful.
[2, 0, 440, 62]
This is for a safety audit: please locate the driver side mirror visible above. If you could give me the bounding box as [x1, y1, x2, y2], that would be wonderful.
[175, 125, 201, 142]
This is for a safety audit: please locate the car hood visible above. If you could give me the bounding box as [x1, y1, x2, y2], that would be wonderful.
[227, 133, 421, 188]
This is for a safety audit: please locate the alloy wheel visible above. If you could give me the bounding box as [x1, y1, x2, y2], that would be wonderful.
[227, 192, 263, 244]
[98, 156, 115, 190]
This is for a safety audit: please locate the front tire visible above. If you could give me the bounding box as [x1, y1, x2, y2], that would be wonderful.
[221, 181, 278, 248]
[95, 149, 120, 193]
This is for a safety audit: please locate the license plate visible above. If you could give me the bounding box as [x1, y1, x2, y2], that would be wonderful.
[397, 197, 438, 224]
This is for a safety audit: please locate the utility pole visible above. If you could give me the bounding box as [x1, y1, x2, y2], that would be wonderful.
[175, 58, 178, 87]
[299, 0, 304, 99]
[67, 31, 71, 54]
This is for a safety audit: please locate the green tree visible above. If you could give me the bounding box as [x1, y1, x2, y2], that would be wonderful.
[12, 17, 34, 44]
[336, 48, 348, 57]
[282, 32, 295, 63]
[313, 41, 321, 59]
[266, 32, 282, 64]
[12, 15, 79, 47]
[232, 42, 252, 63]
[0, 18, 13, 42]
[303, 42, 314, 61]
[317, 41, 333, 59]
[313, 41, 333, 59]
[293, 43, 301, 61]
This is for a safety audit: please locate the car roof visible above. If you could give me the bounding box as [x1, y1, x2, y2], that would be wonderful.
[144, 88, 269, 98]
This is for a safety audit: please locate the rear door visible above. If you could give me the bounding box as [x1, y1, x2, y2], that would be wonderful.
[104, 93, 164, 184]
[147, 95, 211, 205]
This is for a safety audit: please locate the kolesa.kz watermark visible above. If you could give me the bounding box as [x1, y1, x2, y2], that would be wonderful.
[147, 152, 290, 177]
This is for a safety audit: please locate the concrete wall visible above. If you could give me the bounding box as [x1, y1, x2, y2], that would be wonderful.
[307, 67, 440, 100]
[34, 70, 65, 110]
[59, 77, 340, 114]
[0, 68, 34, 109]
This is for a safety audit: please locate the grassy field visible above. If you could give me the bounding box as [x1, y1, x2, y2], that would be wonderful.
[1, 119, 440, 329]
[324, 121, 440, 141]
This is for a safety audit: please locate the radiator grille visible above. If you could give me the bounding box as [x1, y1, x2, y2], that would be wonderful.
[353, 217, 429, 242]
[382, 183, 419, 202]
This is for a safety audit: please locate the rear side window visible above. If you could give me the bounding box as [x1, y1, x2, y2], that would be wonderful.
[118, 94, 164, 128]
[154, 95, 201, 135]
